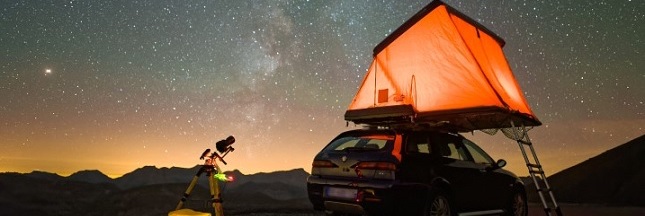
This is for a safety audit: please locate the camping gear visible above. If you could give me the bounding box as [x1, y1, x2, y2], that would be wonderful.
[344, 1, 561, 215]
[173, 136, 236, 216]
[344, 1, 540, 132]
[168, 208, 211, 216]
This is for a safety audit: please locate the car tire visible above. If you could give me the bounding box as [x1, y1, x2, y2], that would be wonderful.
[424, 190, 453, 216]
[505, 189, 528, 216]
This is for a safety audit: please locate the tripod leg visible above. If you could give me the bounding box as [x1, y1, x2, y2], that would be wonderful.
[209, 172, 224, 216]
[176, 166, 206, 210]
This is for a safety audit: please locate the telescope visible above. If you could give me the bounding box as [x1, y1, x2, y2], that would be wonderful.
[200, 135, 236, 165]
[176, 135, 236, 216]
[216, 135, 235, 153]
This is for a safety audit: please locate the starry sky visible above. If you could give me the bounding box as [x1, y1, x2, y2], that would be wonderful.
[1, 0, 643, 178]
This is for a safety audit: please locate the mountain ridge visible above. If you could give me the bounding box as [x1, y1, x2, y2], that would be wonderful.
[0, 167, 313, 216]
[3, 134, 644, 216]
[547, 134, 645, 206]
[525, 134, 645, 207]
[15, 166, 310, 188]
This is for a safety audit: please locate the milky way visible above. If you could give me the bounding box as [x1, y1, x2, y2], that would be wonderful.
[1, 0, 643, 177]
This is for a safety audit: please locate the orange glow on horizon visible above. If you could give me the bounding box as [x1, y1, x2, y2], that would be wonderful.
[2, 118, 643, 178]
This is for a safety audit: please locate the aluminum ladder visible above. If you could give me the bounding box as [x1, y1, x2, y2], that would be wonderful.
[510, 121, 563, 216]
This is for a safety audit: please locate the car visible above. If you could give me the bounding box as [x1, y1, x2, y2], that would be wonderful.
[307, 128, 527, 216]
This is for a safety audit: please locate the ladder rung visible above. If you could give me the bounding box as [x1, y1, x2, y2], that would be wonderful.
[527, 163, 542, 168]
[536, 185, 554, 191]
[536, 187, 551, 192]
[543, 207, 552, 214]
[518, 139, 532, 145]
[529, 170, 545, 175]
[512, 128, 563, 216]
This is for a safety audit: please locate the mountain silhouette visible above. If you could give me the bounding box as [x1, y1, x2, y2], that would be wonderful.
[527, 134, 645, 206]
[25, 170, 65, 181]
[0, 167, 312, 216]
[69, 170, 112, 184]
[115, 165, 200, 189]
[0, 172, 119, 215]
[4, 133, 644, 216]
[550, 134, 645, 206]
[224, 168, 309, 191]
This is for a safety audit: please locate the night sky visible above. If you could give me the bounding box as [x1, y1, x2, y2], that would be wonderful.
[1, 0, 643, 177]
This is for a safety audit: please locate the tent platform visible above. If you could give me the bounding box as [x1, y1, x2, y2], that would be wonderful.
[345, 105, 541, 132]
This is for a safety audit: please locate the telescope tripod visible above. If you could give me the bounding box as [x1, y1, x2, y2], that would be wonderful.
[175, 154, 228, 216]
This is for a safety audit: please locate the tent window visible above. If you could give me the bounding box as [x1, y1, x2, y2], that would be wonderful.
[378, 89, 389, 103]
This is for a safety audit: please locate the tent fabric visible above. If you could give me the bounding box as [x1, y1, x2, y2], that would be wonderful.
[345, 1, 540, 131]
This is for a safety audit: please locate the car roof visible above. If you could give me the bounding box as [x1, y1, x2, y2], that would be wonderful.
[339, 128, 462, 139]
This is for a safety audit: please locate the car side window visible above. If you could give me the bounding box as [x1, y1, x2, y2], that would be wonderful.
[406, 133, 430, 154]
[445, 141, 467, 160]
[462, 139, 494, 164]
[431, 134, 467, 160]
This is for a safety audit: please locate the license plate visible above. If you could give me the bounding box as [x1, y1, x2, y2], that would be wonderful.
[324, 187, 357, 200]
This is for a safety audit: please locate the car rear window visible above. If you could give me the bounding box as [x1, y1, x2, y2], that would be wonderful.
[323, 134, 394, 152]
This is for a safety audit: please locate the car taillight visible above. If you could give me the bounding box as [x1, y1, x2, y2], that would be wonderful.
[312, 160, 337, 168]
[354, 162, 396, 171]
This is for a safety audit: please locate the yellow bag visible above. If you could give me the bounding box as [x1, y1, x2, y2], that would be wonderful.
[168, 208, 211, 216]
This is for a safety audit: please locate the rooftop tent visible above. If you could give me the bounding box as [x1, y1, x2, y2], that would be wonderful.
[345, 0, 540, 131]
[343, 2, 562, 213]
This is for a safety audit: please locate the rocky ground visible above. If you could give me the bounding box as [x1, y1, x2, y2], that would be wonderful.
[528, 203, 645, 216]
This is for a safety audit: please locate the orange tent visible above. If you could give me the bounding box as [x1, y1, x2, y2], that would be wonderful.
[345, 0, 540, 131]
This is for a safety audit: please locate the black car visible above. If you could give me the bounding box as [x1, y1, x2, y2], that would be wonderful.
[307, 128, 527, 216]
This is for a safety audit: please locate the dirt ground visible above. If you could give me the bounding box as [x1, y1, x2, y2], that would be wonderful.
[224, 204, 645, 216]
[528, 203, 645, 216]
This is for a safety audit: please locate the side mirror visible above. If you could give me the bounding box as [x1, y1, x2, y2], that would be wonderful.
[496, 159, 507, 169]
[485, 159, 507, 172]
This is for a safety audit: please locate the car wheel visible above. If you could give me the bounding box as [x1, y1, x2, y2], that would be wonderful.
[424, 190, 452, 216]
[505, 189, 528, 216]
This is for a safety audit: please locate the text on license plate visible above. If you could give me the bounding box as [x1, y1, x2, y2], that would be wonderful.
[324, 187, 357, 200]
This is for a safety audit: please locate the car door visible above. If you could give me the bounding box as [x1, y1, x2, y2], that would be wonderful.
[429, 133, 485, 212]
[461, 138, 511, 210]
[399, 131, 433, 183]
